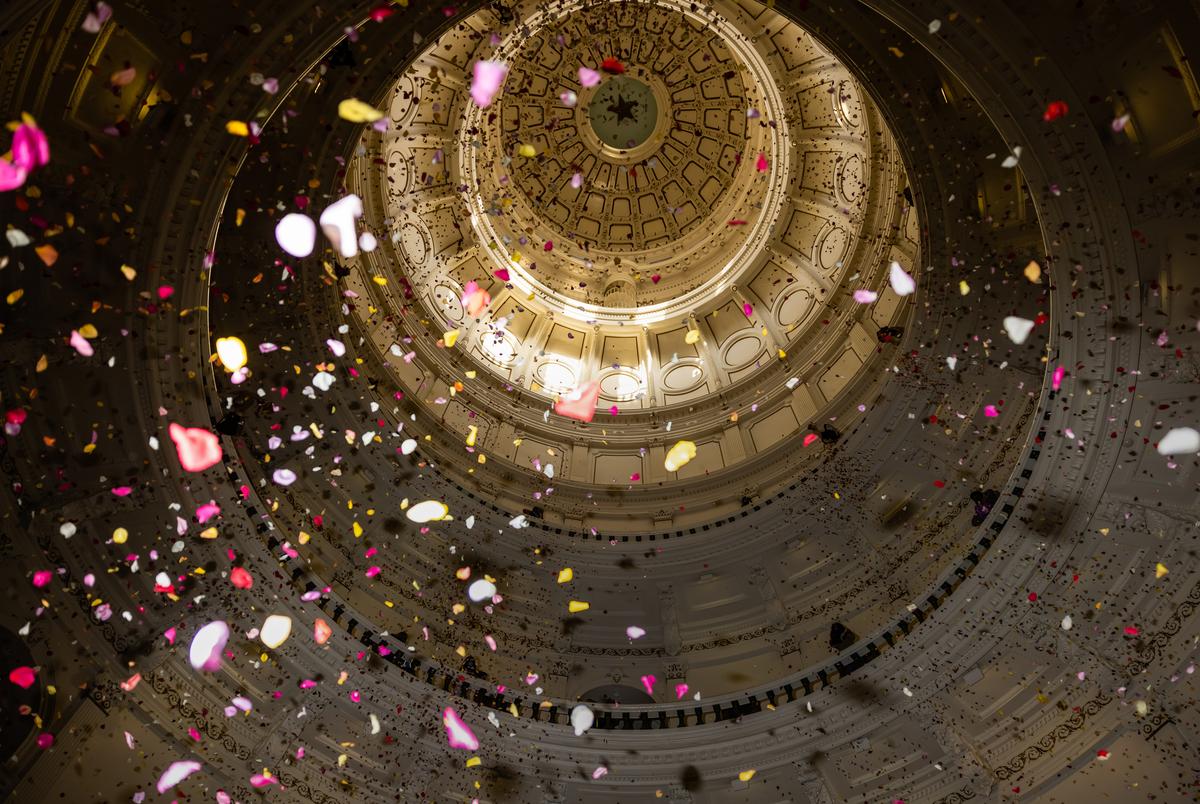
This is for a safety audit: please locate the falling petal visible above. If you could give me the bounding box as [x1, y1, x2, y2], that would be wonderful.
[467, 579, 496, 602]
[314, 619, 333, 644]
[337, 98, 384, 123]
[664, 440, 697, 472]
[189, 621, 230, 671]
[471, 61, 508, 107]
[275, 213, 317, 258]
[8, 667, 36, 688]
[157, 760, 203, 793]
[1002, 316, 1035, 345]
[229, 567, 253, 589]
[889, 261, 915, 296]
[260, 615, 292, 649]
[1157, 427, 1199, 456]
[443, 707, 479, 750]
[554, 380, 601, 422]
[407, 500, 449, 523]
[69, 330, 94, 356]
[215, 336, 248, 371]
[461, 280, 491, 317]
[1052, 365, 1065, 390]
[318, 194, 364, 259]
[168, 424, 223, 472]
[570, 704, 594, 736]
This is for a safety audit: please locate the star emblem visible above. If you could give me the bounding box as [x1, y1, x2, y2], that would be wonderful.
[607, 94, 639, 124]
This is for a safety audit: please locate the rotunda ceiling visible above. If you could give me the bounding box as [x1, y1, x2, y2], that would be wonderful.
[341, 0, 919, 530]
[4, 0, 1196, 802]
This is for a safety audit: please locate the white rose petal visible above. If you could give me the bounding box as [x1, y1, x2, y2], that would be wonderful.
[275, 213, 317, 258]
[889, 261, 916, 296]
[1157, 427, 1199, 456]
[1003, 316, 1035, 345]
[570, 704, 594, 736]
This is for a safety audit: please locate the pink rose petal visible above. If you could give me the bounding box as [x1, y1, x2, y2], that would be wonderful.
[442, 707, 479, 750]
[69, 330, 94, 356]
[554, 380, 601, 422]
[461, 280, 491, 317]
[471, 61, 508, 107]
[8, 666, 36, 688]
[157, 760, 202, 793]
[168, 423, 223, 472]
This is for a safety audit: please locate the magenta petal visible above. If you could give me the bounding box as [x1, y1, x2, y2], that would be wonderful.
[0, 158, 28, 192]
[9, 666, 37, 688]
[12, 124, 49, 170]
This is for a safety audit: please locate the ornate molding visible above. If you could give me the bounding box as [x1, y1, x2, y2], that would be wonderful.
[148, 671, 252, 761]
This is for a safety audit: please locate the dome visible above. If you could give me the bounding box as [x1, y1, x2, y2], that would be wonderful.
[1, 0, 1198, 802]
[347, 0, 914, 531]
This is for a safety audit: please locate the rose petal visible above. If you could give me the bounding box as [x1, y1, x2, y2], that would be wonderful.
[570, 704, 594, 736]
[157, 761, 202, 793]
[471, 61, 508, 108]
[554, 380, 601, 422]
[443, 707, 479, 750]
[275, 213, 317, 258]
[1003, 316, 1035, 345]
[189, 621, 229, 671]
[168, 423, 223, 472]
[1157, 427, 1199, 456]
[9, 666, 36, 688]
[889, 261, 916, 296]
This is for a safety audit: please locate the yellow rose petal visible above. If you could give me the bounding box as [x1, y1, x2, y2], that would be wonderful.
[225, 120, 249, 136]
[215, 336, 248, 372]
[338, 98, 385, 123]
[557, 568, 574, 584]
[664, 440, 697, 472]
[568, 600, 590, 613]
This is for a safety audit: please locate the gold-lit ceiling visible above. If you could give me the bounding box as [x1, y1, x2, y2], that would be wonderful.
[341, 0, 918, 530]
